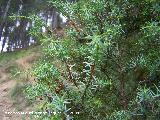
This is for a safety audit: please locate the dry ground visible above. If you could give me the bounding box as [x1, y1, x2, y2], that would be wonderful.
[0, 52, 40, 120]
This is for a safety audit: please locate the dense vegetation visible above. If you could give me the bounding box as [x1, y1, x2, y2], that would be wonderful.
[10, 0, 160, 119]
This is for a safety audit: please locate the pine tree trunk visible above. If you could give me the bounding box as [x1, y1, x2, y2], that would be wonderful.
[0, 0, 12, 41]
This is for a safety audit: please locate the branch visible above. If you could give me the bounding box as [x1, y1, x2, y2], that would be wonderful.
[81, 64, 95, 103]
[64, 60, 78, 88]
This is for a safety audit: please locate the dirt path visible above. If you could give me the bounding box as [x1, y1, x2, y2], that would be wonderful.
[0, 53, 39, 120]
[0, 78, 18, 120]
[15, 53, 39, 70]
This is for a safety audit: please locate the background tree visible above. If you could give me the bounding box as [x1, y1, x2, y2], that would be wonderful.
[0, 0, 64, 52]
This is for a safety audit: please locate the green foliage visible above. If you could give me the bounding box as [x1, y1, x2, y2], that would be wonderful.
[0, 46, 39, 67]
[10, 83, 32, 111]
[27, 14, 45, 40]
[128, 86, 160, 119]
[25, 0, 160, 119]
[9, 14, 45, 41]
[109, 110, 130, 120]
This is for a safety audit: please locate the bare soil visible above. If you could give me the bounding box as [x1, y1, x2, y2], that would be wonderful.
[0, 53, 39, 120]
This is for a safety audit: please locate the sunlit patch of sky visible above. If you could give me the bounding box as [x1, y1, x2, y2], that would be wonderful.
[60, 13, 67, 23]
[42, 26, 46, 32]
[47, 17, 52, 26]
[2, 27, 5, 32]
[16, 21, 20, 27]
[9, 27, 14, 32]
[29, 37, 35, 46]
[26, 22, 30, 30]
[0, 37, 8, 52]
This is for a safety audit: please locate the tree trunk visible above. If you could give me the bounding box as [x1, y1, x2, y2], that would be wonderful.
[119, 73, 127, 109]
[0, 0, 12, 41]
[51, 10, 56, 31]
[19, 19, 27, 48]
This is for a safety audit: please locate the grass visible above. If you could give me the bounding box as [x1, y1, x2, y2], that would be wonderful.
[10, 82, 33, 111]
[0, 45, 42, 111]
[0, 45, 41, 68]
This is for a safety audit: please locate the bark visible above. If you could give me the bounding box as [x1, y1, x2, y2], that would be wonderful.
[52, 10, 63, 29]
[45, 11, 49, 25]
[119, 72, 127, 109]
[51, 10, 56, 30]
[52, 12, 59, 28]
[19, 19, 27, 48]
[57, 13, 62, 29]
[0, 0, 12, 41]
